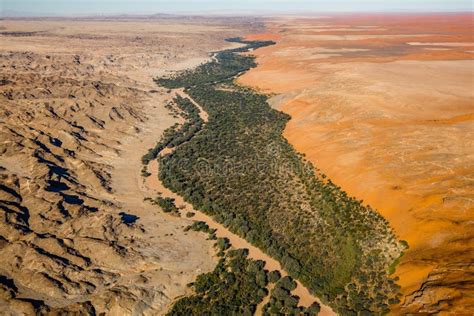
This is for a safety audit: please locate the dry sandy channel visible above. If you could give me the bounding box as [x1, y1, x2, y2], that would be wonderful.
[144, 91, 336, 316]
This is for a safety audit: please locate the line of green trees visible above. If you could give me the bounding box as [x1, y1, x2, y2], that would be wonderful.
[156, 38, 405, 315]
[155, 37, 275, 88]
[168, 225, 322, 315]
[141, 95, 203, 164]
[263, 275, 321, 315]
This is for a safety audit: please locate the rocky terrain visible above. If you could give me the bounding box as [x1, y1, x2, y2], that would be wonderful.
[0, 16, 260, 314]
[239, 13, 474, 314]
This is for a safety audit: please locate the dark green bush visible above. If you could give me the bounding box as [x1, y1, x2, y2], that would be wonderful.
[154, 196, 178, 213]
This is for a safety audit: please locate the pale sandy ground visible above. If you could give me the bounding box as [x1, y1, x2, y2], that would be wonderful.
[407, 42, 474, 47]
[239, 13, 474, 314]
[176, 88, 209, 122]
[104, 91, 218, 315]
[144, 89, 335, 315]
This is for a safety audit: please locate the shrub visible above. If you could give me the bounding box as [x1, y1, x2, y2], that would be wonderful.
[154, 196, 178, 213]
[268, 270, 281, 283]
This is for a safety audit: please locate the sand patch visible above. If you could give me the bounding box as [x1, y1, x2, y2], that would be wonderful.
[294, 34, 434, 41]
[407, 42, 474, 47]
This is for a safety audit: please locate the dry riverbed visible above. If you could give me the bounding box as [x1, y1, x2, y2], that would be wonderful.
[143, 89, 335, 315]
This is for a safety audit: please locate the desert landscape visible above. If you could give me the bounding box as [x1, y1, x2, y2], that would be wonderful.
[0, 16, 263, 314]
[1, 7, 473, 316]
[239, 13, 474, 314]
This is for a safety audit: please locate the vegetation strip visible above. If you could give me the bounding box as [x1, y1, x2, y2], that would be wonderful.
[167, 224, 322, 315]
[145, 158, 331, 314]
[152, 37, 406, 315]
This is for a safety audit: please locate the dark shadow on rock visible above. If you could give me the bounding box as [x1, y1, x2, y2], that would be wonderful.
[119, 212, 139, 226]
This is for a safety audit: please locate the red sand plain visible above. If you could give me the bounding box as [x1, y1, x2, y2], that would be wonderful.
[239, 13, 474, 314]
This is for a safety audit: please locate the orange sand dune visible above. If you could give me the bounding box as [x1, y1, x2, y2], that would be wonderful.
[239, 13, 474, 314]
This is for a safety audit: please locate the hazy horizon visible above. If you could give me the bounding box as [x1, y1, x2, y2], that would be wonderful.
[1, 0, 472, 17]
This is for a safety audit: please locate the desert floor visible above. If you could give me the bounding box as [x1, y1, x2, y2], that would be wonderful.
[238, 13, 474, 314]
